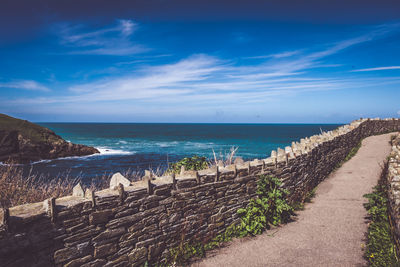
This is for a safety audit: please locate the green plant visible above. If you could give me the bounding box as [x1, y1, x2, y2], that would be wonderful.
[344, 141, 361, 162]
[166, 155, 209, 174]
[364, 181, 399, 266]
[304, 187, 317, 203]
[334, 141, 362, 170]
[166, 175, 293, 266]
[236, 175, 293, 236]
[292, 187, 317, 211]
[169, 241, 205, 265]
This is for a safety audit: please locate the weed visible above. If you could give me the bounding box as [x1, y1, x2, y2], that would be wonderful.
[364, 168, 399, 266]
[334, 141, 362, 170]
[166, 155, 209, 174]
[236, 175, 293, 236]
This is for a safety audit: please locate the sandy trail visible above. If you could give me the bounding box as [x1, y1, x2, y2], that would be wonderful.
[195, 133, 393, 267]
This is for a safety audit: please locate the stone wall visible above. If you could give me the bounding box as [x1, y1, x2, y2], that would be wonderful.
[387, 132, 400, 254]
[1, 118, 400, 267]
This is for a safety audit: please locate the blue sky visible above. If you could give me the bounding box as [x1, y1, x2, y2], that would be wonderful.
[1, 1, 400, 123]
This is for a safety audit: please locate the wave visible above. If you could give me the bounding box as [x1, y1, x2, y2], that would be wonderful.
[96, 147, 135, 155]
[30, 159, 52, 165]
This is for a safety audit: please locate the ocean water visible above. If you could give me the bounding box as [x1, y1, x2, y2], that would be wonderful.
[25, 123, 341, 182]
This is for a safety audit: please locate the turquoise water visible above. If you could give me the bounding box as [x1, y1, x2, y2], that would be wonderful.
[29, 123, 341, 181]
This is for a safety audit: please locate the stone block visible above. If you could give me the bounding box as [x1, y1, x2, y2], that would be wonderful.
[89, 210, 113, 225]
[94, 243, 117, 258]
[93, 227, 126, 243]
[128, 247, 148, 266]
[73, 183, 85, 197]
[110, 173, 131, 189]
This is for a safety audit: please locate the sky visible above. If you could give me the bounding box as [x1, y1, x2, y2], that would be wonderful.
[1, 0, 400, 123]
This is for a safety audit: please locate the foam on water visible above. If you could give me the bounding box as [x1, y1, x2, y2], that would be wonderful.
[97, 147, 135, 155]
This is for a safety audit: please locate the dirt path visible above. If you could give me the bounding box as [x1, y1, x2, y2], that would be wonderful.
[195, 133, 393, 267]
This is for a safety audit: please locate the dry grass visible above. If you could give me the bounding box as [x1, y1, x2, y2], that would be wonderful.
[0, 164, 167, 209]
[211, 146, 239, 167]
[0, 164, 109, 209]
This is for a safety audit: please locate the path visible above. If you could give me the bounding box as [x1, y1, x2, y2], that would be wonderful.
[195, 133, 393, 267]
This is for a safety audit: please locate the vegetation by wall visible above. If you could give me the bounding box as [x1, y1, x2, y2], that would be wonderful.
[0, 118, 399, 266]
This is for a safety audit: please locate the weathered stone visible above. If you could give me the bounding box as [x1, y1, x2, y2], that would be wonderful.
[54, 247, 78, 264]
[64, 255, 93, 267]
[234, 157, 244, 165]
[94, 243, 117, 258]
[81, 259, 107, 267]
[73, 183, 85, 197]
[106, 213, 144, 229]
[104, 255, 129, 267]
[136, 238, 156, 248]
[89, 210, 113, 225]
[110, 172, 131, 189]
[93, 227, 126, 243]
[128, 247, 148, 266]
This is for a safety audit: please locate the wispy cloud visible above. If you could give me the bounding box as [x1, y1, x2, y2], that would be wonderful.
[6, 22, 400, 113]
[0, 80, 50, 92]
[56, 19, 147, 56]
[351, 66, 400, 72]
[245, 50, 301, 59]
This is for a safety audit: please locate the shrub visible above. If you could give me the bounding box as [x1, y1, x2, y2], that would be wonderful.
[166, 155, 209, 174]
[236, 175, 293, 236]
[364, 182, 399, 266]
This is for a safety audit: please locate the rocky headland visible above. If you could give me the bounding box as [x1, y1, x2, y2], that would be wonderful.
[0, 114, 99, 163]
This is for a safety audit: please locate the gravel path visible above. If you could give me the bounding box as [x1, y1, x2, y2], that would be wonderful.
[195, 133, 393, 267]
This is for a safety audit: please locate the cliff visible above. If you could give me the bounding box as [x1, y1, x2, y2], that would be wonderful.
[0, 114, 99, 163]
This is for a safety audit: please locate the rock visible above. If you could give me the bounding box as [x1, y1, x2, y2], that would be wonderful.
[92, 227, 125, 243]
[94, 243, 117, 258]
[0, 113, 99, 163]
[72, 183, 85, 197]
[54, 247, 79, 264]
[110, 173, 131, 189]
[128, 247, 148, 266]
[234, 157, 244, 165]
[64, 255, 93, 267]
[89, 210, 113, 225]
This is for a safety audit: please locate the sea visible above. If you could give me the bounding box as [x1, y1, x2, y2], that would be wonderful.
[23, 123, 342, 182]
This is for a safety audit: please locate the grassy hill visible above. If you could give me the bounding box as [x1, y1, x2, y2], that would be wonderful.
[0, 113, 60, 143]
[0, 114, 99, 163]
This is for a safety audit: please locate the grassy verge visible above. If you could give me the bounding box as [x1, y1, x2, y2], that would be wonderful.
[364, 165, 399, 266]
[334, 140, 362, 170]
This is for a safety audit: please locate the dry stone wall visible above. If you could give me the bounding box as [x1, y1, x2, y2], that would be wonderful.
[387, 132, 400, 253]
[1, 118, 400, 266]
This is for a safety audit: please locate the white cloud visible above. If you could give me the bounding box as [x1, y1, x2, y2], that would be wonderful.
[57, 19, 146, 56]
[120, 20, 135, 36]
[7, 22, 400, 111]
[0, 80, 50, 92]
[245, 50, 301, 59]
[351, 66, 400, 72]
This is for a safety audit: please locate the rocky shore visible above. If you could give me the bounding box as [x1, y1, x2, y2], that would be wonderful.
[0, 114, 99, 163]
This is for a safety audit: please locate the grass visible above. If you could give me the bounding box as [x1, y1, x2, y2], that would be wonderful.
[0, 113, 60, 144]
[0, 164, 111, 209]
[364, 165, 400, 266]
[293, 186, 317, 211]
[0, 163, 168, 209]
[333, 140, 362, 171]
